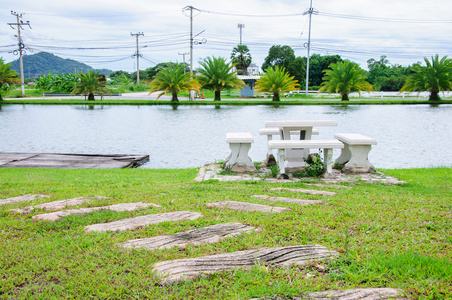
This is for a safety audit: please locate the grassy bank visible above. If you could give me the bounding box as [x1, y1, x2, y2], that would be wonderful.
[2, 98, 452, 106]
[0, 167, 451, 299]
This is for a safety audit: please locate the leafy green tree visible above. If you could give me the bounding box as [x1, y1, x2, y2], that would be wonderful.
[319, 60, 373, 101]
[366, 56, 410, 91]
[230, 45, 252, 75]
[262, 45, 296, 74]
[400, 55, 452, 101]
[148, 63, 201, 102]
[72, 70, 110, 100]
[36, 73, 78, 93]
[309, 54, 344, 87]
[255, 66, 299, 101]
[197, 56, 245, 101]
[0, 58, 20, 100]
[110, 70, 131, 80]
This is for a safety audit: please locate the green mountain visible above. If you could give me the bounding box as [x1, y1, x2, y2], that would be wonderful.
[9, 52, 112, 78]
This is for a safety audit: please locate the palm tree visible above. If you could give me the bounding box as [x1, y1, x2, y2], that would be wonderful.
[0, 58, 20, 101]
[319, 60, 373, 101]
[72, 70, 110, 100]
[255, 66, 299, 101]
[148, 63, 201, 102]
[400, 55, 452, 101]
[197, 56, 245, 101]
[230, 45, 252, 75]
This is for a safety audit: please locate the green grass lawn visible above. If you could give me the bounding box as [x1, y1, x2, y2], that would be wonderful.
[0, 167, 451, 299]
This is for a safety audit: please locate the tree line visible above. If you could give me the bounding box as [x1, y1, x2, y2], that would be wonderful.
[2, 45, 452, 102]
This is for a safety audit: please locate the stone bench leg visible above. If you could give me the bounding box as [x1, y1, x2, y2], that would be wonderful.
[339, 145, 375, 173]
[264, 135, 277, 166]
[277, 148, 286, 174]
[335, 143, 351, 165]
[323, 148, 334, 175]
[224, 143, 256, 173]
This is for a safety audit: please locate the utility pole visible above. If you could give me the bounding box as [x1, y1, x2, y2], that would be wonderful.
[303, 0, 317, 96]
[183, 6, 200, 100]
[178, 52, 190, 73]
[130, 32, 144, 84]
[8, 11, 31, 97]
[238, 24, 245, 45]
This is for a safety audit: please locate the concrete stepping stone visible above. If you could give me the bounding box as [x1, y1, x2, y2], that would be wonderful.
[307, 183, 352, 189]
[11, 196, 109, 214]
[85, 211, 202, 233]
[205, 201, 290, 213]
[303, 288, 407, 299]
[33, 202, 159, 221]
[154, 244, 338, 283]
[270, 188, 337, 196]
[252, 195, 322, 206]
[122, 223, 257, 250]
[0, 194, 48, 206]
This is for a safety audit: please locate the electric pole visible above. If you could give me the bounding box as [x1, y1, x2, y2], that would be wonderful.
[183, 6, 200, 100]
[238, 24, 245, 45]
[8, 11, 31, 96]
[303, 0, 317, 96]
[178, 52, 190, 73]
[130, 32, 144, 84]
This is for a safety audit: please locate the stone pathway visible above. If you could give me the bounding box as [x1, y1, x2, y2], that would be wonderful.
[33, 202, 159, 221]
[270, 188, 337, 196]
[85, 211, 202, 233]
[122, 223, 256, 250]
[252, 195, 322, 206]
[0, 194, 48, 206]
[11, 196, 109, 214]
[195, 163, 405, 184]
[154, 245, 338, 283]
[205, 201, 290, 213]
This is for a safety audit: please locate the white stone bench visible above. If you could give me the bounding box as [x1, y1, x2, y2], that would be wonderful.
[268, 139, 344, 175]
[334, 133, 377, 173]
[259, 128, 319, 165]
[224, 132, 257, 173]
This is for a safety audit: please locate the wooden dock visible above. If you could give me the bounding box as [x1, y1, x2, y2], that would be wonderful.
[0, 153, 149, 169]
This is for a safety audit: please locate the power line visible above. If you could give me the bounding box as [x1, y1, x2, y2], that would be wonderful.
[318, 11, 452, 23]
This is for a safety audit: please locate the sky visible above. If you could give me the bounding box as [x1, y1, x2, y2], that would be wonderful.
[1, 0, 451, 74]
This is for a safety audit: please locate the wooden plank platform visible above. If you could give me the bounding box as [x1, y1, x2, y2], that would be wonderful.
[0, 153, 149, 169]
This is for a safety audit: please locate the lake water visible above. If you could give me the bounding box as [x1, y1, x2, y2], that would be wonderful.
[1, 104, 451, 169]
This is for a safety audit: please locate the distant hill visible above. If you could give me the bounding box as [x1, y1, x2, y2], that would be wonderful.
[9, 52, 112, 78]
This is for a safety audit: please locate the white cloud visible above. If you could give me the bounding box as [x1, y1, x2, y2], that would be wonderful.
[1, 0, 451, 72]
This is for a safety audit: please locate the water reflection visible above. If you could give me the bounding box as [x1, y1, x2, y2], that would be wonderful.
[1, 104, 451, 169]
[327, 105, 362, 113]
[73, 105, 111, 110]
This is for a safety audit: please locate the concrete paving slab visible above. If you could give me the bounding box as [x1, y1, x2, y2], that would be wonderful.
[85, 211, 202, 233]
[122, 223, 256, 250]
[154, 244, 338, 283]
[205, 201, 290, 213]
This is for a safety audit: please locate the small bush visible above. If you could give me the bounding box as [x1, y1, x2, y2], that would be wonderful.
[293, 152, 325, 178]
